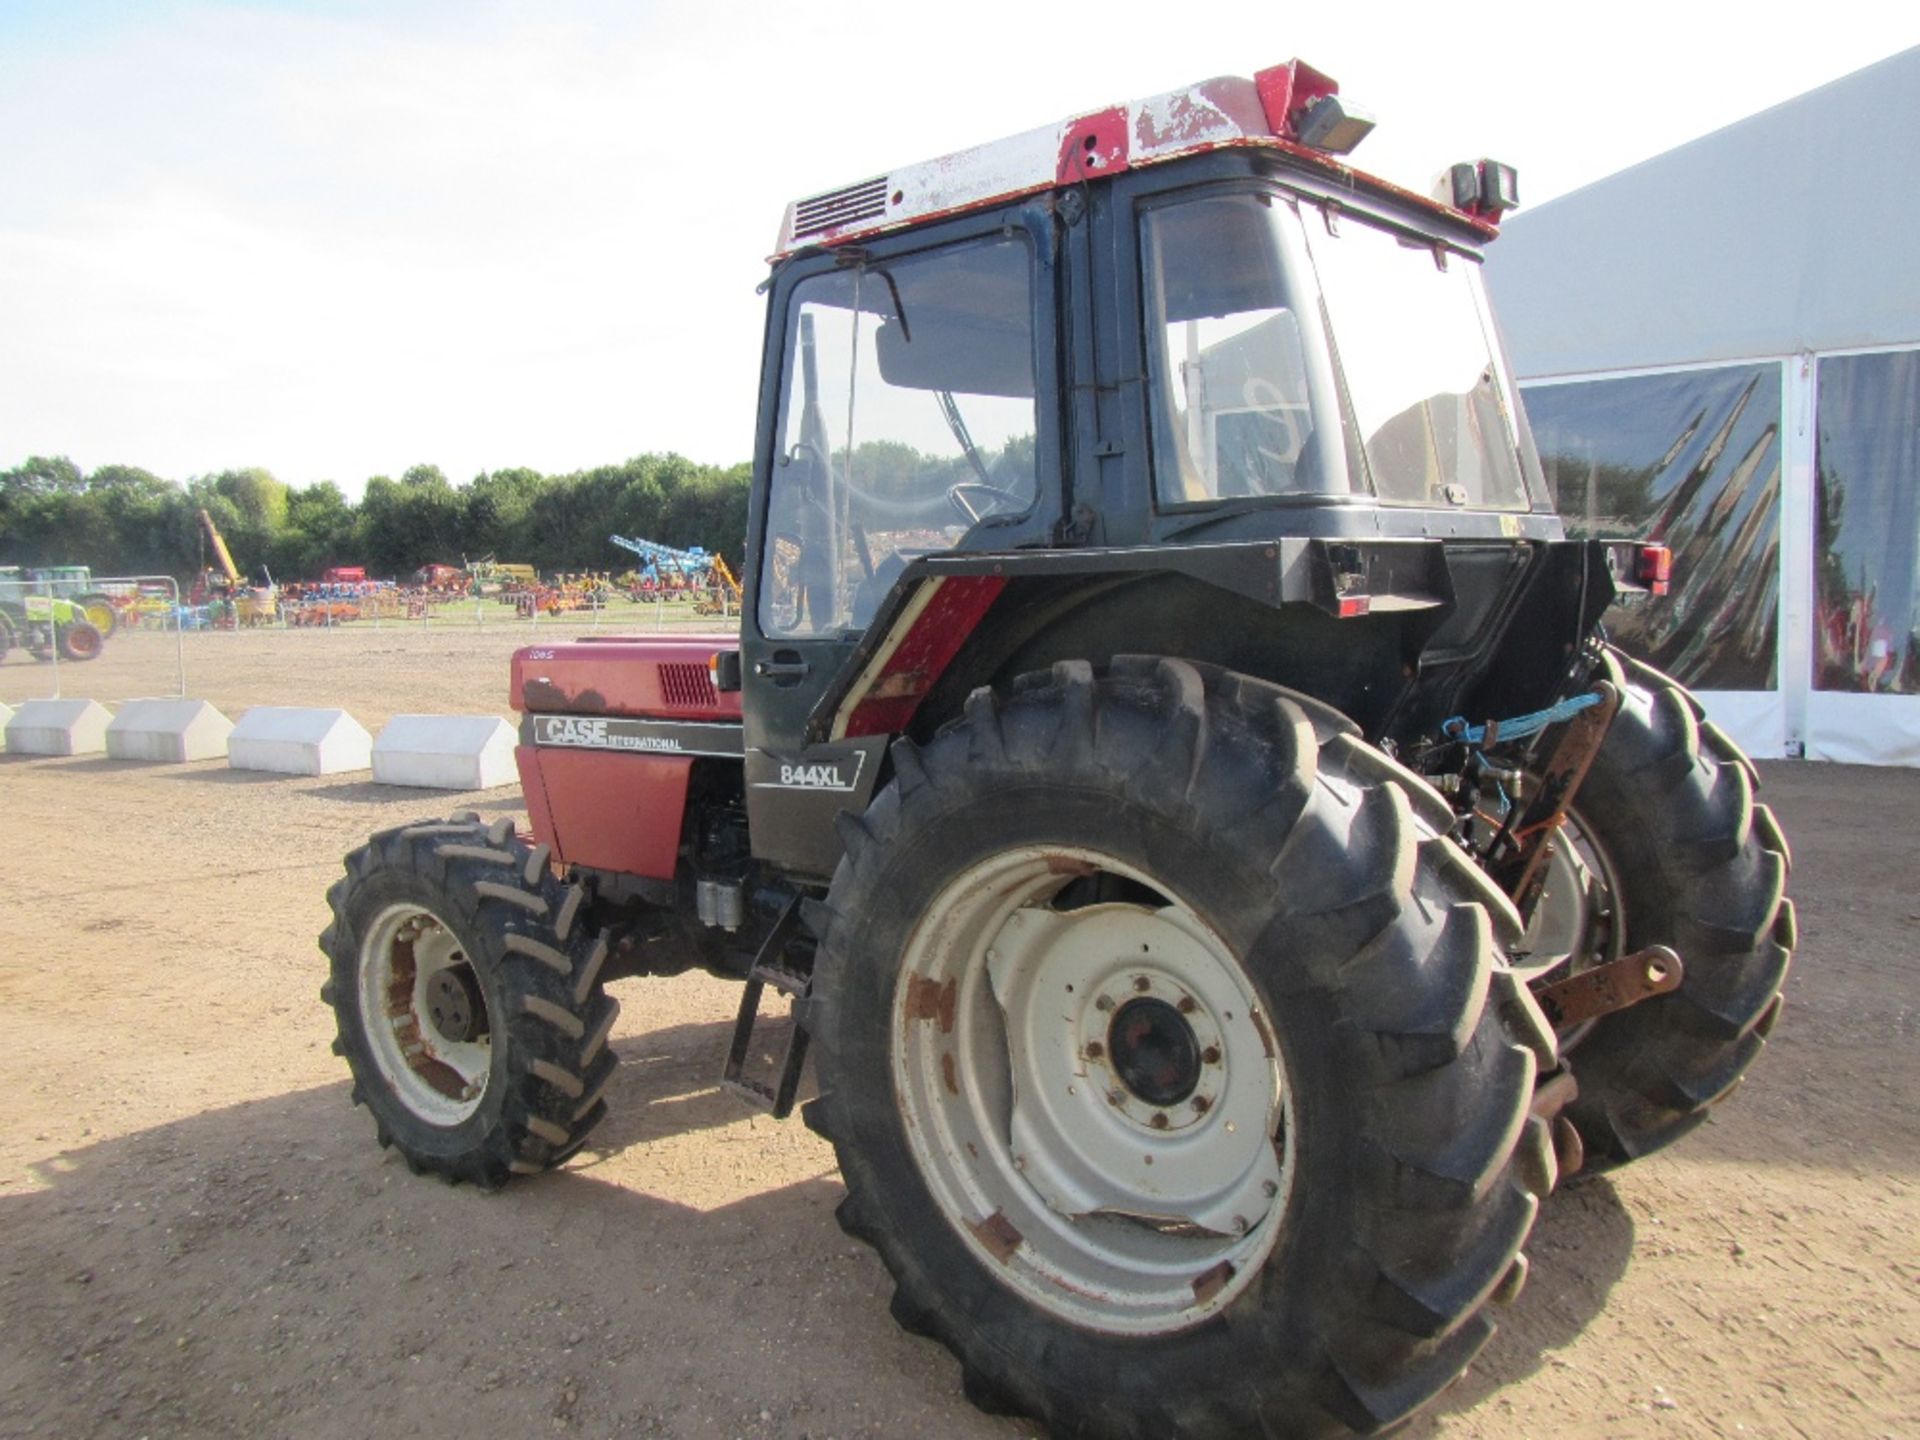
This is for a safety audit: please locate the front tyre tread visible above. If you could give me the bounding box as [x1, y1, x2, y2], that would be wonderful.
[319, 819, 616, 1187]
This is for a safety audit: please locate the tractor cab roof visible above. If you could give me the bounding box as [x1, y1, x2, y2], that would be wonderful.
[772, 58, 1511, 261]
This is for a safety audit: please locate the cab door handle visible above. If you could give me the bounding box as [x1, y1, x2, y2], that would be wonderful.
[754, 652, 810, 683]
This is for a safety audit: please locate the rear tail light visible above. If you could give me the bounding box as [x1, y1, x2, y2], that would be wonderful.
[1637, 544, 1672, 597]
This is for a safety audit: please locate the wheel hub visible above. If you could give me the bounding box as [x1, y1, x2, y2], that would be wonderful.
[893, 846, 1294, 1334]
[356, 904, 492, 1124]
[1083, 979, 1222, 1134]
[986, 903, 1281, 1235]
[424, 965, 486, 1043]
[1107, 996, 1201, 1109]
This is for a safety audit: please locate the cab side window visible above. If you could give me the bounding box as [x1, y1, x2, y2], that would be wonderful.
[760, 237, 1037, 638]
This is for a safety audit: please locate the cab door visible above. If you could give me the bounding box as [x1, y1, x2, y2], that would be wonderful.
[739, 206, 1062, 878]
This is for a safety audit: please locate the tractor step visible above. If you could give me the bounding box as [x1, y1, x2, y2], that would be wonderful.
[720, 897, 811, 1118]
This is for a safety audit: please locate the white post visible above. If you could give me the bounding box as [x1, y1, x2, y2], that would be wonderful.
[1780, 353, 1817, 758]
[42, 578, 60, 700]
[169, 578, 186, 694]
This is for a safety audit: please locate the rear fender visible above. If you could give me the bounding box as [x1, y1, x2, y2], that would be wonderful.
[810, 541, 1463, 744]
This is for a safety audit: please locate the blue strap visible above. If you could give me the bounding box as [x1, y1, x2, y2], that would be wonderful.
[1442, 691, 1603, 747]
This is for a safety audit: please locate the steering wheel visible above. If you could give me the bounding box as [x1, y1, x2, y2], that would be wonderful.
[947, 480, 1027, 524]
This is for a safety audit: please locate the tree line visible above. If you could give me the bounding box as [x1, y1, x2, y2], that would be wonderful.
[0, 454, 752, 584]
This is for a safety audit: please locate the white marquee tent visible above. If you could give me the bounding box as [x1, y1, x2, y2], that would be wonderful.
[1487, 45, 1920, 763]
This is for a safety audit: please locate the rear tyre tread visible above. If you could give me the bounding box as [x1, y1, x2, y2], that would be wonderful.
[810, 659, 1544, 1440]
[1563, 648, 1793, 1172]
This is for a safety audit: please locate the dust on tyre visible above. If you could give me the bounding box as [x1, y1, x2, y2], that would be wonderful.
[319, 815, 618, 1187]
[1556, 648, 1793, 1170]
[807, 657, 1562, 1440]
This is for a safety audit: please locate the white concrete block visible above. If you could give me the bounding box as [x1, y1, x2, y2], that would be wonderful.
[106, 697, 235, 763]
[373, 714, 518, 790]
[5, 698, 113, 756]
[228, 706, 371, 776]
[0, 702, 11, 751]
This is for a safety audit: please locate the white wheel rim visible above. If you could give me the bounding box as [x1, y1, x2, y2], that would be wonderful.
[892, 845, 1293, 1334]
[358, 902, 492, 1125]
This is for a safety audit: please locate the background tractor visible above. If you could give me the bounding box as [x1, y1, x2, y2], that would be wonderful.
[16, 565, 122, 637]
[0, 568, 107, 661]
[319, 57, 1793, 1440]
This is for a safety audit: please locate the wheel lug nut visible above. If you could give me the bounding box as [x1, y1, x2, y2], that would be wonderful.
[1107, 1088, 1125, 1107]
[1176, 996, 1196, 1014]
[1202, 1046, 1221, 1065]
[1095, 995, 1115, 1013]
[1133, 976, 1151, 993]
[1232, 1215, 1249, 1235]
[1084, 1042, 1104, 1060]
[1149, 1112, 1169, 1130]
[1262, 1180, 1279, 1198]
[1192, 1095, 1211, 1114]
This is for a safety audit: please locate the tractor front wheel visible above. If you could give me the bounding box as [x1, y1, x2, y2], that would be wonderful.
[56, 620, 104, 661]
[319, 817, 617, 1187]
[807, 658, 1560, 1439]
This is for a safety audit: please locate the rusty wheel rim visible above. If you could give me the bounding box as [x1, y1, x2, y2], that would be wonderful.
[357, 903, 492, 1125]
[892, 845, 1293, 1335]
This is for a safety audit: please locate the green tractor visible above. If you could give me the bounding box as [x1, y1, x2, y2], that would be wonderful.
[24, 565, 120, 637]
[0, 570, 107, 662]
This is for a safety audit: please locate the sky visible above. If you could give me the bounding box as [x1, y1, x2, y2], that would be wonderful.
[2, 0, 1915, 499]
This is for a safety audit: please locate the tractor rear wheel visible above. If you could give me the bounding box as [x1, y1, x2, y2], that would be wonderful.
[77, 593, 118, 638]
[1556, 649, 1793, 1171]
[319, 817, 616, 1187]
[807, 658, 1559, 1439]
[56, 620, 104, 661]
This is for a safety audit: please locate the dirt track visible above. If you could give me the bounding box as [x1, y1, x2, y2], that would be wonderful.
[1, 626, 1915, 1439]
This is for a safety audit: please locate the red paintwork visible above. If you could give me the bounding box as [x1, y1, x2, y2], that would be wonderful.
[510, 636, 742, 720]
[775, 58, 1500, 262]
[794, 135, 1496, 260]
[840, 575, 1008, 737]
[1056, 105, 1131, 185]
[1252, 58, 1340, 138]
[514, 744, 690, 880]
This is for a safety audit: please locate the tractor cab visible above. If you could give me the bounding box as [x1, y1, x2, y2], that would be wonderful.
[728, 61, 1594, 875]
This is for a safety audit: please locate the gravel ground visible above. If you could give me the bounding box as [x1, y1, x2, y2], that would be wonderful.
[0, 625, 1914, 1439]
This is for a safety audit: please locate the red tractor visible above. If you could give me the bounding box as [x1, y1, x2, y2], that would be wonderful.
[320, 58, 1792, 1440]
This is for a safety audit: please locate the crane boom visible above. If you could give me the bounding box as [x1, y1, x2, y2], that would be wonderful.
[197, 509, 242, 585]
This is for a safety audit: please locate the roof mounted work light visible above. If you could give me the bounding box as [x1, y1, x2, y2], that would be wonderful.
[1294, 93, 1376, 155]
[1444, 159, 1520, 220]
